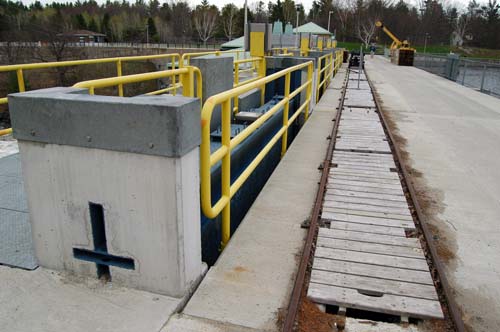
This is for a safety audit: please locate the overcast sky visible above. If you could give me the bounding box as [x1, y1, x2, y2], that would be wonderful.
[18, 0, 470, 13]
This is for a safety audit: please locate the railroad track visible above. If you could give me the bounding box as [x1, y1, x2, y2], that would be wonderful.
[283, 67, 465, 331]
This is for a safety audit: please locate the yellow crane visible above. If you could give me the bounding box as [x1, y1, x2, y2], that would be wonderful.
[375, 21, 412, 50]
[375, 20, 415, 66]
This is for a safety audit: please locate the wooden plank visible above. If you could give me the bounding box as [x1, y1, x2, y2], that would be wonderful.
[310, 270, 438, 300]
[321, 212, 415, 229]
[322, 207, 414, 222]
[334, 165, 394, 173]
[328, 221, 406, 236]
[333, 151, 394, 160]
[330, 168, 397, 178]
[330, 174, 401, 185]
[326, 188, 407, 202]
[314, 247, 429, 271]
[323, 200, 412, 216]
[324, 194, 408, 208]
[308, 283, 444, 319]
[312, 258, 434, 285]
[317, 237, 423, 259]
[329, 178, 403, 190]
[318, 228, 419, 248]
[329, 169, 398, 180]
[326, 183, 404, 196]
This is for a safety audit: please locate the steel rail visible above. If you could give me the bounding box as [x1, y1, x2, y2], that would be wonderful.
[282, 66, 348, 332]
[365, 70, 466, 332]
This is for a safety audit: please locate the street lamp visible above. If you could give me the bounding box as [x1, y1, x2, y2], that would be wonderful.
[295, 4, 302, 48]
[327, 10, 334, 32]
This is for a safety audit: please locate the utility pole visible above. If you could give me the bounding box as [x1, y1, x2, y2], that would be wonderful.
[244, 0, 248, 43]
[146, 23, 149, 45]
[328, 10, 333, 32]
[295, 4, 301, 48]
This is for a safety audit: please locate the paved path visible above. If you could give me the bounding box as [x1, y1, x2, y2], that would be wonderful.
[366, 56, 500, 332]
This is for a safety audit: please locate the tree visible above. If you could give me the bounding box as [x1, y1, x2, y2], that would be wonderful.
[221, 4, 238, 40]
[193, 0, 219, 46]
[147, 16, 158, 42]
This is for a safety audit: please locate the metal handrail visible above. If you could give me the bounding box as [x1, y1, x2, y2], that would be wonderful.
[181, 49, 245, 67]
[316, 53, 334, 103]
[73, 66, 202, 100]
[233, 57, 266, 114]
[0, 53, 181, 136]
[200, 61, 314, 248]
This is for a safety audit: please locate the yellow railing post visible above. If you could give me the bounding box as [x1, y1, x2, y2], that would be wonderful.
[305, 63, 313, 121]
[259, 57, 266, 106]
[171, 55, 177, 96]
[221, 99, 232, 248]
[281, 72, 291, 157]
[16, 69, 26, 92]
[116, 60, 124, 97]
[234, 64, 239, 113]
[180, 66, 195, 97]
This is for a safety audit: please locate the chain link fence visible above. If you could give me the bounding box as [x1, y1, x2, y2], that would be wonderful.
[414, 54, 500, 97]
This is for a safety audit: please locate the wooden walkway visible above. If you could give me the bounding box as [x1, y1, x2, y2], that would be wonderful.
[307, 69, 444, 320]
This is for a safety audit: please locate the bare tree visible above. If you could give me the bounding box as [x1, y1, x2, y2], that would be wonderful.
[221, 4, 238, 41]
[193, 3, 219, 46]
[356, 19, 378, 47]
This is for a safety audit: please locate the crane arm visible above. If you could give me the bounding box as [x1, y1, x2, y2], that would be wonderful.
[375, 21, 402, 48]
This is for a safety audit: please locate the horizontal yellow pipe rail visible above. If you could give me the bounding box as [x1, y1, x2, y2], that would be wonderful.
[200, 61, 314, 248]
[0, 128, 12, 136]
[181, 49, 245, 67]
[73, 66, 202, 100]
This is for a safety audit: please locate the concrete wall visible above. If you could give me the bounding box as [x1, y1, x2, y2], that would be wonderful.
[190, 55, 234, 131]
[9, 88, 204, 297]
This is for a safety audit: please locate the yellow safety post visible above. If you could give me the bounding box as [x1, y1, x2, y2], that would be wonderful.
[233, 64, 239, 113]
[258, 57, 266, 106]
[116, 60, 124, 97]
[171, 54, 177, 96]
[220, 99, 232, 248]
[300, 37, 309, 56]
[16, 69, 26, 92]
[281, 72, 291, 157]
[318, 38, 323, 51]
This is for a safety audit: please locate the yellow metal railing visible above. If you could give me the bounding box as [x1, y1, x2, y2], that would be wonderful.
[200, 61, 314, 248]
[233, 57, 266, 113]
[181, 49, 245, 67]
[0, 53, 181, 136]
[73, 66, 202, 100]
[316, 52, 334, 103]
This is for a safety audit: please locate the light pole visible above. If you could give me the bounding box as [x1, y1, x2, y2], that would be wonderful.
[244, 0, 248, 40]
[295, 4, 301, 48]
[327, 10, 333, 32]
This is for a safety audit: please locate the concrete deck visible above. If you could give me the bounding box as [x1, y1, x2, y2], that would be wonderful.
[366, 56, 500, 332]
[163, 67, 347, 332]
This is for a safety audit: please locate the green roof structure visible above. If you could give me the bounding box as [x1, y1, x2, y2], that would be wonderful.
[294, 22, 332, 35]
[220, 36, 244, 50]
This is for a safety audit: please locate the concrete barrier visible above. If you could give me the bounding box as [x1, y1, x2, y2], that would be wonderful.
[9, 87, 204, 298]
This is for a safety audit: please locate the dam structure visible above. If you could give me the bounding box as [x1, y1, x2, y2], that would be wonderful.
[1, 23, 500, 332]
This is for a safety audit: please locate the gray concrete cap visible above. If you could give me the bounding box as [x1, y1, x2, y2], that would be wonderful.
[9, 87, 200, 158]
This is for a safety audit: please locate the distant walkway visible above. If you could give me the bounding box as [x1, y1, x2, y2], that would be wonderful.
[366, 55, 500, 332]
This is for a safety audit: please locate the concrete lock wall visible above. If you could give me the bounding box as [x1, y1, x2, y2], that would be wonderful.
[9, 88, 204, 298]
[190, 55, 234, 132]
